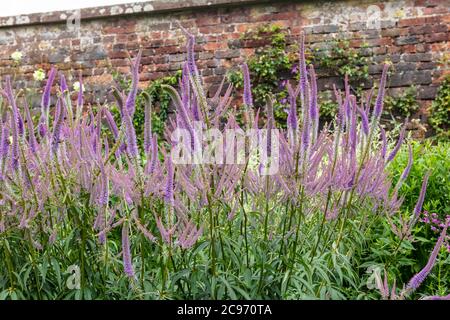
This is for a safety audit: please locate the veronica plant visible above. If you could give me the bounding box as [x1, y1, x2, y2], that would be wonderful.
[0, 30, 446, 300]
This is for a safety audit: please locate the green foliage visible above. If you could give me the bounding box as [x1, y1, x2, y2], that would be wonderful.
[111, 69, 182, 142]
[429, 76, 450, 140]
[384, 86, 419, 120]
[318, 91, 339, 122]
[228, 24, 297, 126]
[352, 139, 450, 300]
[1, 32, 448, 302]
[312, 38, 370, 84]
[228, 25, 371, 128]
[389, 139, 450, 215]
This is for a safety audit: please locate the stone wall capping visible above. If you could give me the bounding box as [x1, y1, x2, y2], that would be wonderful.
[0, 0, 270, 28]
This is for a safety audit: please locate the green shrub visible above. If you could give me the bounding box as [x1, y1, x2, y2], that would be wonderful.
[112, 69, 181, 140]
[389, 140, 450, 215]
[227, 25, 371, 128]
[384, 86, 419, 120]
[429, 76, 450, 140]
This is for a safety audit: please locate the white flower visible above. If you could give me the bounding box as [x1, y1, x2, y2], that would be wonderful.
[11, 51, 23, 62]
[73, 81, 85, 93]
[33, 69, 46, 82]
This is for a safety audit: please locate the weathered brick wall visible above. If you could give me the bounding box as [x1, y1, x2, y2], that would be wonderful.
[0, 0, 449, 117]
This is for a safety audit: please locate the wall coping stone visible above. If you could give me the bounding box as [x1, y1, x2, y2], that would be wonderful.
[0, 0, 272, 28]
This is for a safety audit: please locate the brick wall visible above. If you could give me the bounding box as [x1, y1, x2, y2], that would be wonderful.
[0, 0, 449, 119]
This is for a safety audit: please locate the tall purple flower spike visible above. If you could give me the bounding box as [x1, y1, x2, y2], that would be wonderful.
[0, 114, 10, 160]
[286, 83, 298, 131]
[122, 97, 138, 158]
[405, 219, 449, 293]
[77, 73, 84, 107]
[59, 72, 68, 92]
[298, 32, 309, 105]
[38, 114, 48, 138]
[400, 144, 413, 182]
[309, 65, 319, 141]
[380, 126, 387, 159]
[164, 153, 175, 206]
[17, 111, 24, 137]
[409, 170, 431, 229]
[181, 62, 190, 103]
[386, 125, 406, 163]
[357, 106, 369, 136]
[4, 76, 20, 170]
[185, 31, 200, 81]
[24, 98, 38, 154]
[104, 108, 119, 139]
[41, 67, 57, 112]
[146, 134, 158, 175]
[242, 63, 253, 107]
[373, 63, 389, 119]
[122, 222, 135, 278]
[144, 98, 153, 155]
[52, 98, 65, 155]
[125, 49, 142, 117]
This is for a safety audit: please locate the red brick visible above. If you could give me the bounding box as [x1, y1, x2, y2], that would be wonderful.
[401, 45, 417, 53]
[203, 41, 226, 51]
[198, 25, 225, 34]
[398, 17, 427, 27]
[196, 16, 220, 27]
[425, 33, 448, 43]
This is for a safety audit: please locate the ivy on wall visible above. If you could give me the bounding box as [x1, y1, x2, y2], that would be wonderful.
[112, 69, 182, 144]
[384, 86, 419, 122]
[429, 76, 450, 140]
[227, 24, 371, 127]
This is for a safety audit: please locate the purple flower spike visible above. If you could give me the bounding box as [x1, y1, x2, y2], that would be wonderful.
[122, 222, 135, 278]
[241, 63, 253, 107]
[380, 126, 387, 159]
[77, 73, 84, 107]
[59, 72, 68, 92]
[181, 62, 190, 102]
[9, 115, 19, 170]
[146, 134, 158, 175]
[122, 99, 138, 158]
[4, 77, 20, 170]
[97, 161, 109, 206]
[357, 106, 369, 136]
[125, 49, 142, 117]
[400, 144, 413, 182]
[24, 98, 38, 154]
[41, 67, 57, 112]
[309, 65, 319, 140]
[405, 219, 448, 293]
[103, 108, 119, 139]
[298, 32, 308, 103]
[386, 125, 406, 163]
[143, 96, 153, 155]
[164, 153, 174, 206]
[17, 112, 24, 137]
[373, 63, 389, 119]
[409, 171, 431, 229]
[0, 115, 9, 160]
[286, 83, 298, 131]
[38, 114, 48, 138]
[52, 98, 65, 154]
[185, 32, 199, 80]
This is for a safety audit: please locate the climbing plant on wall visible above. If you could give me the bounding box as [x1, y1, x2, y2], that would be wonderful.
[228, 24, 372, 127]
